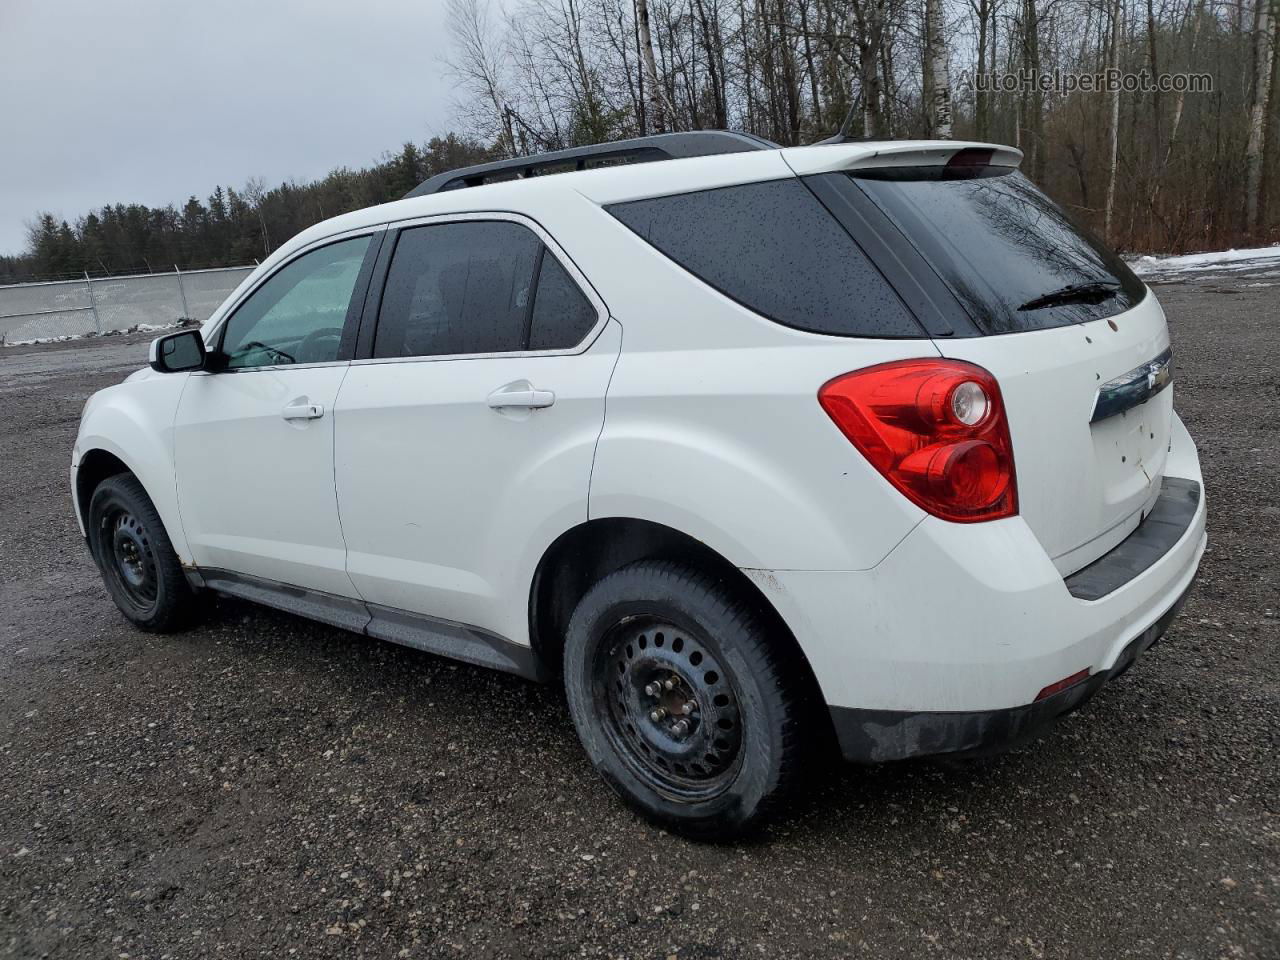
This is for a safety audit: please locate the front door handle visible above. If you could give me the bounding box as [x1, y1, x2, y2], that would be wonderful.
[281, 400, 324, 420]
[486, 380, 556, 410]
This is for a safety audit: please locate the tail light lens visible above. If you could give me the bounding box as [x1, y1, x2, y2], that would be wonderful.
[818, 359, 1018, 523]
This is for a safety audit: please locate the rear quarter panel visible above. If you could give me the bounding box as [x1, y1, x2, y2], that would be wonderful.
[575, 199, 936, 571]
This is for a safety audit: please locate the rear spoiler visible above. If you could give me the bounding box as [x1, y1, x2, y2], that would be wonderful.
[781, 141, 1023, 178]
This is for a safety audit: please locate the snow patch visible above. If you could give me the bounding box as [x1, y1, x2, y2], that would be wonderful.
[2, 318, 192, 348]
[1129, 245, 1280, 279]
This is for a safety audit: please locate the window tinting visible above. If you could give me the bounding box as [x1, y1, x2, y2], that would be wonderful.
[607, 179, 921, 338]
[529, 253, 597, 350]
[850, 168, 1147, 334]
[220, 235, 370, 369]
[374, 221, 541, 359]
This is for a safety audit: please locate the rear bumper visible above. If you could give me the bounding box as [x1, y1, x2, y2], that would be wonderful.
[828, 572, 1194, 762]
[741, 413, 1206, 761]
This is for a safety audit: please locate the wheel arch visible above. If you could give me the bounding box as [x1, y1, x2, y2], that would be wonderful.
[73, 433, 190, 564]
[528, 517, 829, 730]
[75, 448, 132, 532]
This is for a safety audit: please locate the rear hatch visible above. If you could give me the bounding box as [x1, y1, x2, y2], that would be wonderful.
[839, 159, 1173, 575]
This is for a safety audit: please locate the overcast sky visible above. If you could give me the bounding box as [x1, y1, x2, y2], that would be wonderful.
[0, 0, 456, 255]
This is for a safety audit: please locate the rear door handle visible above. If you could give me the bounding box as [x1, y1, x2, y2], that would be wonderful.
[487, 380, 556, 410]
[281, 401, 324, 420]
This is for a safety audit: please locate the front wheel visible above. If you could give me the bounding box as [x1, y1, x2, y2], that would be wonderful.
[563, 561, 809, 839]
[87, 473, 196, 632]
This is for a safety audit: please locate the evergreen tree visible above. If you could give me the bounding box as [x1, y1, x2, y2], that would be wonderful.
[4, 135, 493, 281]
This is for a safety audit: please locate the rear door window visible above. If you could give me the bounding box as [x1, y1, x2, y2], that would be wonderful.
[373, 221, 598, 358]
[849, 168, 1147, 334]
[607, 179, 924, 338]
[374, 221, 541, 359]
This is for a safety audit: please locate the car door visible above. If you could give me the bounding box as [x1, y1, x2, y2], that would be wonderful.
[333, 215, 619, 646]
[174, 230, 381, 601]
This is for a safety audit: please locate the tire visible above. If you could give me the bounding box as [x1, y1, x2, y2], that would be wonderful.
[87, 473, 196, 632]
[563, 560, 808, 839]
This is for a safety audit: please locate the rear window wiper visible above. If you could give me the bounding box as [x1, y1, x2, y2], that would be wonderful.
[1017, 280, 1121, 312]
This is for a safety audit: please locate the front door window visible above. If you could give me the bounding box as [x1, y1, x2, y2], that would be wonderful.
[219, 235, 371, 368]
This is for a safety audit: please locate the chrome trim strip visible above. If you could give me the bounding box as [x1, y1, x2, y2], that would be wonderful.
[1090, 346, 1174, 423]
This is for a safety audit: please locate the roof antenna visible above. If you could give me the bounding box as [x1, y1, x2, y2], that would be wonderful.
[812, 94, 861, 145]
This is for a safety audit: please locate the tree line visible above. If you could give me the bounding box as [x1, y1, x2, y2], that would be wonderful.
[6, 0, 1277, 284]
[444, 0, 1280, 253]
[1, 136, 493, 285]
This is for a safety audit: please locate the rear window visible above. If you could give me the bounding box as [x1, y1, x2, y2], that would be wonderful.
[850, 168, 1146, 334]
[607, 179, 923, 338]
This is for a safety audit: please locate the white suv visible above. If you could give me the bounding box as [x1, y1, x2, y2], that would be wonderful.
[71, 132, 1206, 837]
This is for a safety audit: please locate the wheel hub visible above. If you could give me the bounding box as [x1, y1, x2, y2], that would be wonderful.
[104, 510, 157, 603]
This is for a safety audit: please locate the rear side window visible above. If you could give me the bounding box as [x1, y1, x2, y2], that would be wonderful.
[373, 221, 597, 359]
[607, 179, 922, 338]
[374, 221, 540, 358]
[850, 168, 1147, 334]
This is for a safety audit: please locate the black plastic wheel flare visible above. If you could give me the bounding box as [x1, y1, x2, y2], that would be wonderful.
[594, 617, 744, 801]
[102, 509, 158, 607]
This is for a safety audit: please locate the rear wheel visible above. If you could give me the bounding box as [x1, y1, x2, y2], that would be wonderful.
[87, 473, 196, 632]
[563, 561, 807, 839]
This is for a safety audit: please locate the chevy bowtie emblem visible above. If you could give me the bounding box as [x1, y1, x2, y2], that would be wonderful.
[1147, 357, 1172, 391]
[1091, 346, 1175, 423]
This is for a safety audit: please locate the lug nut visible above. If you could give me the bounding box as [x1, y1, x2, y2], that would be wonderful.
[672, 719, 691, 737]
[649, 708, 667, 722]
[681, 701, 696, 716]
[663, 678, 677, 691]
[644, 681, 662, 697]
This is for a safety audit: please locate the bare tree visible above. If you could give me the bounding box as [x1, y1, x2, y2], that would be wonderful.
[636, 0, 666, 131]
[848, 0, 890, 136]
[1104, 0, 1122, 238]
[925, 0, 954, 135]
[242, 177, 271, 256]
[445, 0, 517, 155]
[969, 0, 996, 138]
[1245, 0, 1274, 230]
[428, 0, 1279, 253]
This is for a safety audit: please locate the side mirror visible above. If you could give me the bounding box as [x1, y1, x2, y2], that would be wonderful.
[149, 329, 207, 373]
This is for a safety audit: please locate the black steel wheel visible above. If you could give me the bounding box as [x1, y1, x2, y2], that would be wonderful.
[99, 507, 160, 609]
[564, 561, 809, 839]
[87, 473, 196, 632]
[598, 617, 745, 801]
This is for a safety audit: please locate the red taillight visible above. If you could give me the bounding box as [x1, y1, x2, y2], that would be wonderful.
[818, 359, 1018, 523]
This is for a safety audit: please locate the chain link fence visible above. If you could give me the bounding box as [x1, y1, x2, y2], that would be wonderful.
[0, 265, 256, 345]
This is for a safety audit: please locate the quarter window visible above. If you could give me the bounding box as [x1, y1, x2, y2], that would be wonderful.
[529, 253, 597, 350]
[219, 235, 371, 369]
[607, 179, 922, 338]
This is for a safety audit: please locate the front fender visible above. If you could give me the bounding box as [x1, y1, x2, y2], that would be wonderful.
[73, 375, 191, 563]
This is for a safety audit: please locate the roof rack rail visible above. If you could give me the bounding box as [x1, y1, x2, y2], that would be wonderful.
[404, 130, 779, 198]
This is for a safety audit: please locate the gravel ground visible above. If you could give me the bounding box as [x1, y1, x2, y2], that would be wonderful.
[1, 285, 1277, 960]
